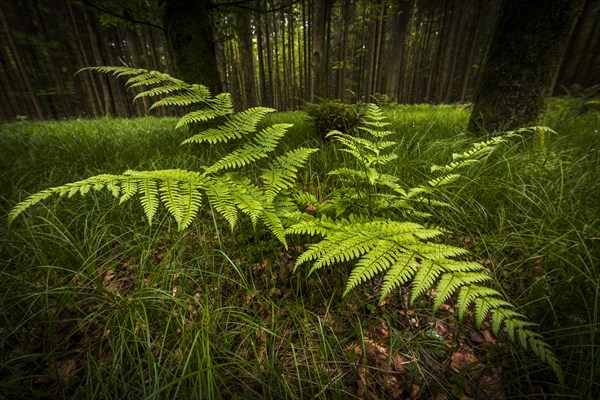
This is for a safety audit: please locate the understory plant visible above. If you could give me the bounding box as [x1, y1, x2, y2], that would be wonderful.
[8, 67, 561, 380]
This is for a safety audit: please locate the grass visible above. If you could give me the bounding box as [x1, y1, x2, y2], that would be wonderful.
[1, 100, 599, 399]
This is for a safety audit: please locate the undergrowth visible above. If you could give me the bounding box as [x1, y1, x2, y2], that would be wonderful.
[1, 71, 598, 398]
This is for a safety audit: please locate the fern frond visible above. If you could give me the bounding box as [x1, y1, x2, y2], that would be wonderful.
[225, 174, 264, 225]
[261, 147, 319, 202]
[456, 285, 500, 321]
[182, 107, 276, 145]
[176, 107, 233, 129]
[344, 241, 402, 296]
[134, 83, 185, 99]
[379, 255, 418, 300]
[433, 272, 491, 312]
[404, 242, 470, 260]
[286, 215, 337, 237]
[260, 206, 287, 247]
[428, 173, 461, 188]
[205, 123, 291, 174]
[474, 296, 514, 329]
[77, 66, 148, 79]
[204, 177, 239, 229]
[410, 260, 444, 303]
[328, 167, 367, 180]
[10, 170, 205, 230]
[148, 84, 211, 108]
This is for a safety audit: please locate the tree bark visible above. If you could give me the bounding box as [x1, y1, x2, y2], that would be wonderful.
[158, 0, 221, 93]
[311, 0, 326, 100]
[236, 11, 258, 108]
[469, 0, 585, 134]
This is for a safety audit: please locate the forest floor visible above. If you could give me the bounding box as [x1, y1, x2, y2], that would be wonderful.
[0, 100, 598, 399]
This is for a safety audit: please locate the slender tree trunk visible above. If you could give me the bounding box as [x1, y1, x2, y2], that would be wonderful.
[469, 0, 585, 134]
[85, 11, 113, 116]
[385, 1, 412, 101]
[0, 6, 44, 119]
[288, 9, 297, 108]
[459, 0, 484, 102]
[256, 10, 270, 106]
[311, 0, 327, 100]
[236, 11, 258, 108]
[555, 0, 597, 91]
[444, 0, 469, 102]
[272, 4, 282, 109]
[575, 13, 600, 86]
[264, 10, 275, 107]
[337, 0, 350, 100]
[68, 1, 103, 116]
[400, 2, 417, 103]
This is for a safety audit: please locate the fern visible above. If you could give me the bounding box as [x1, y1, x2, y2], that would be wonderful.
[290, 105, 562, 380]
[9, 67, 319, 249]
[261, 147, 319, 202]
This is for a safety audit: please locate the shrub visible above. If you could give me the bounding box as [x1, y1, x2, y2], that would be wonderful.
[304, 99, 365, 140]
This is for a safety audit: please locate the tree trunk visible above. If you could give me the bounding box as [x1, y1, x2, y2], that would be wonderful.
[458, 0, 484, 102]
[158, 0, 221, 93]
[236, 11, 258, 108]
[385, 0, 413, 101]
[68, 0, 103, 116]
[256, 9, 270, 106]
[311, 0, 326, 100]
[469, 0, 585, 134]
[85, 10, 113, 116]
[0, 5, 44, 119]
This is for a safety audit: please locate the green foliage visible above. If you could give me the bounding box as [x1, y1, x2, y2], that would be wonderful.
[289, 105, 563, 379]
[4, 101, 597, 397]
[304, 99, 365, 140]
[79, 66, 233, 128]
[10, 67, 318, 247]
[7, 68, 566, 384]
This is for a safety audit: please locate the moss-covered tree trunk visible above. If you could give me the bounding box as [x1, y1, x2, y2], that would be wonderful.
[468, 0, 584, 135]
[158, 0, 221, 94]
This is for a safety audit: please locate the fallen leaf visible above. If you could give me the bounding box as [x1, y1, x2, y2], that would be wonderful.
[391, 354, 405, 372]
[451, 349, 478, 372]
[57, 358, 78, 383]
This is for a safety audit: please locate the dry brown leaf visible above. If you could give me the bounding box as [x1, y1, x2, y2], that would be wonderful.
[479, 368, 505, 399]
[57, 358, 78, 383]
[391, 354, 406, 373]
[410, 384, 422, 397]
[385, 376, 404, 399]
[469, 331, 485, 345]
[102, 269, 115, 288]
[435, 321, 451, 337]
[483, 329, 497, 344]
[451, 349, 478, 372]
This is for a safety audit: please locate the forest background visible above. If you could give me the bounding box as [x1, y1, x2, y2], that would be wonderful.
[1, 0, 599, 122]
[1, 0, 600, 398]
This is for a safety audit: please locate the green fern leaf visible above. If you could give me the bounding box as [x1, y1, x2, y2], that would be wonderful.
[138, 178, 159, 225]
[433, 272, 491, 312]
[148, 85, 211, 108]
[204, 177, 238, 229]
[205, 123, 291, 174]
[176, 108, 232, 129]
[456, 285, 498, 321]
[183, 107, 276, 145]
[260, 207, 287, 247]
[344, 241, 401, 296]
[261, 147, 319, 202]
[410, 260, 444, 303]
[379, 254, 418, 300]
